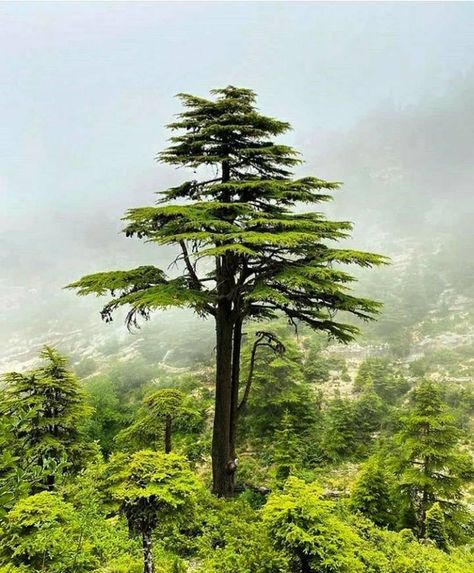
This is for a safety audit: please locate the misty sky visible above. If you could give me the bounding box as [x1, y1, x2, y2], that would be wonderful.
[1, 2, 473, 356]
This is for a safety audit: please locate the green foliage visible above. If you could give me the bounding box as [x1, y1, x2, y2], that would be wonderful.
[352, 389, 386, 445]
[241, 328, 319, 442]
[319, 398, 358, 461]
[1, 333, 473, 573]
[93, 557, 143, 573]
[349, 456, 398, 528]
[104, 450, 201, 536]
[60, 463, 142, 568]
[0, 460, 144, 573]
[262, 477, 474, 573]
[425, 502, 449, 551]
[263, 477, 369, 572]
[114, 389, 203, 454]
[394, 379, 474, 540]
[0, 347, 93, 489]
[196, 498, 288, 573]
[302, 337, 333, 384]
[0, 491, 93, 572]
[272, 411, 302, 484]
[354, 357, 409, 403]
[84, 376, 126, 455]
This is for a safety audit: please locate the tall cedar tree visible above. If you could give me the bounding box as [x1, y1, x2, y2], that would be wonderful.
[67, 86, 386, 496]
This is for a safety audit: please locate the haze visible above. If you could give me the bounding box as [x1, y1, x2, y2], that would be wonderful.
[1, 2, 473, 367]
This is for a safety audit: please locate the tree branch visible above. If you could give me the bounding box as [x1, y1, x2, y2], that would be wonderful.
[179, 240, 216, 316]
[237, 331, 285, 415]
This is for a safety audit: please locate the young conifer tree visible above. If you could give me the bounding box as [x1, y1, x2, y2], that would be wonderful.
[0, 346, 92, 490]
[396, 379, 474, 538]
[67, 86, 385, 496]
[104, 450, 200, 573]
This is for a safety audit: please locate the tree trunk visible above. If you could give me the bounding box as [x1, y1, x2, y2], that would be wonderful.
[419, 454, 431, 537]
[164, 415, 172, 454]
[142, 531, 154, 573]
[419, 487, 430, 538]
[211, 298, 235, 497]
[211, 158, 237, 497]
[229, 317, 242, 461]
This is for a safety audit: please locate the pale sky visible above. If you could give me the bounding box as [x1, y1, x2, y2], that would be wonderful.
[2, 2, 473, 219]
[1, 2, 473, 356]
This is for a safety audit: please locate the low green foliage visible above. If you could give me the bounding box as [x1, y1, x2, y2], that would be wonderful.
[0, 491, 93, 572]
[350, 455, 398, 528]
[1, 334, 473, 573]
[394, 379, 474, 540]
[196, 498, 289, 573]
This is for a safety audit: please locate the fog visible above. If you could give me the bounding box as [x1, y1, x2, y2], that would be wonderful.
[1, 2, 473, 367]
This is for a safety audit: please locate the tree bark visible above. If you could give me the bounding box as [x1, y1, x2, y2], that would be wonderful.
[164, 415, 172, 454]
[142, 531, 154, 573]
[211, 297, 235, 497]
[229, 317, 242, 461]
[211, 157, 237, 497]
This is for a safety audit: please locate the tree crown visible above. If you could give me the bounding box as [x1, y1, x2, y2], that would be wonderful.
[66, 86, 387, 341]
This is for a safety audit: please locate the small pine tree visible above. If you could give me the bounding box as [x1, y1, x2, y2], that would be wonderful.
[263, 477, 365, 573]
[350, 456, 397, 528]
[241, 331, 318, 442]
[354, 358, 409, 403]
[115, 389, 201, 454]
[272, 411, 301, 484]
[395, 379, 474, 539]
[104, 450, 200, 573]
[84, 375, 124, 456]
[145, 389, 200, 453]
[353, 388, 385, 446]
[319, 398, 356, 461]
[0, 346, 93, 489]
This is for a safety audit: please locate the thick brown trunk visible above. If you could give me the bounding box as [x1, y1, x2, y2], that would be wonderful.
[211, 299, 235, 497]
[164, 416, 172, 454]
[211, 158, 236, 497]
[142, 531, 154, 573]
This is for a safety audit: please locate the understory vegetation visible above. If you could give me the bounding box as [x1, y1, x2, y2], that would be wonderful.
[1, 324, 474, 572]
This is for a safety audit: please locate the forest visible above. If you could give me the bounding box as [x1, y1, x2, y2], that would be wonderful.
[1, 85, 473, 573]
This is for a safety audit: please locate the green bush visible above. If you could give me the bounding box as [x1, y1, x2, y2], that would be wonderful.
[196, 497, 288, 573]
